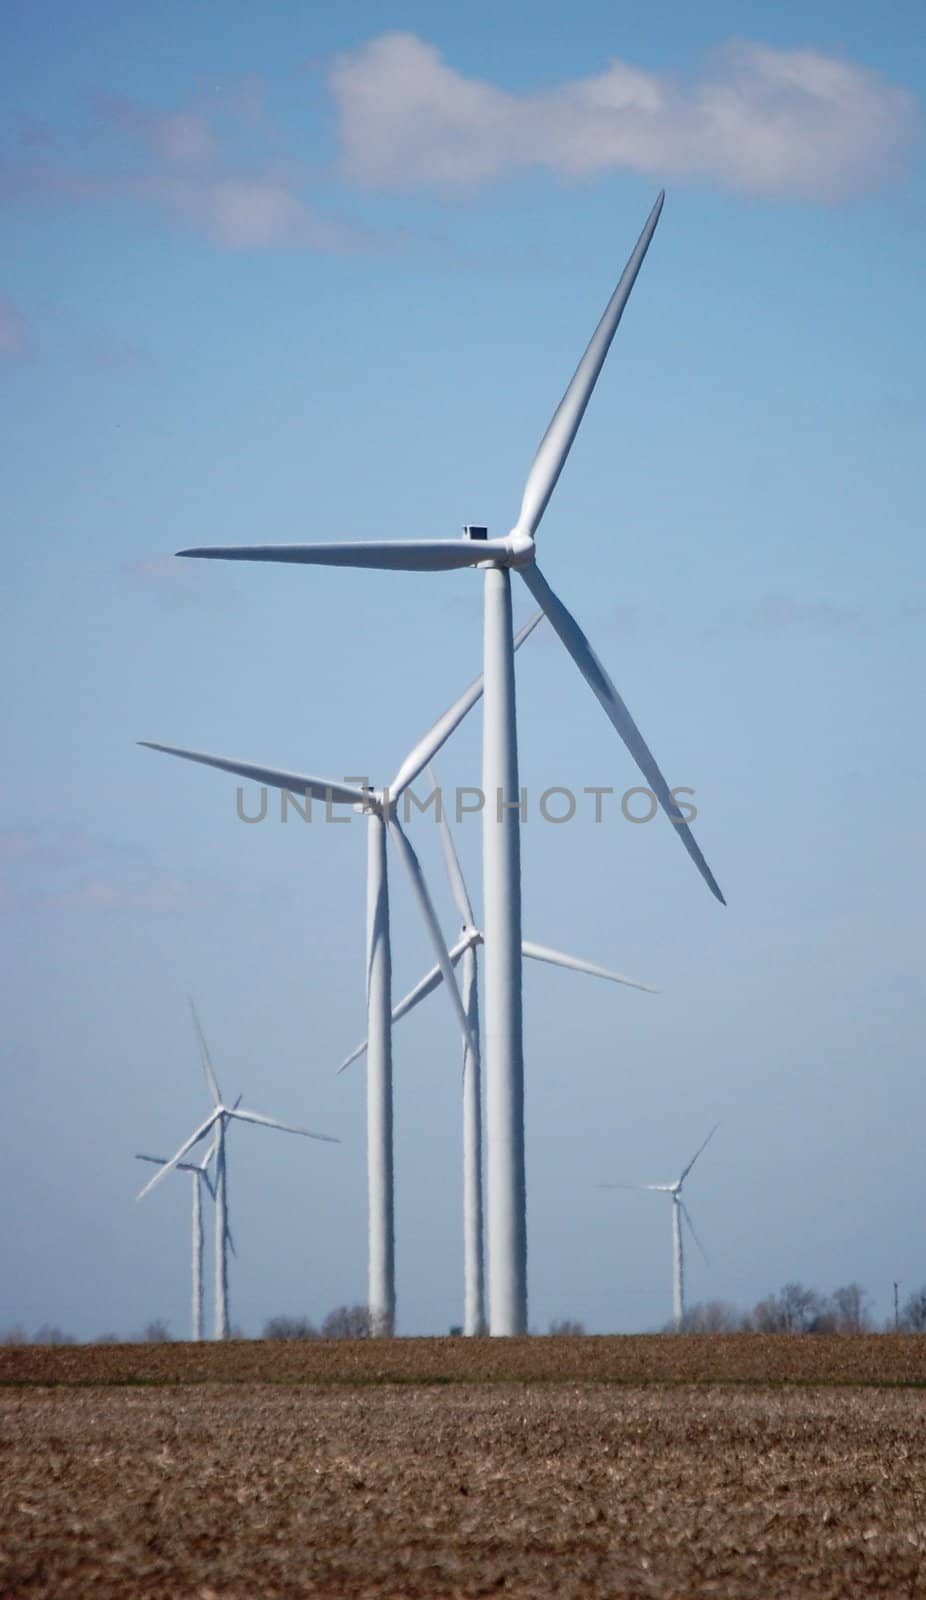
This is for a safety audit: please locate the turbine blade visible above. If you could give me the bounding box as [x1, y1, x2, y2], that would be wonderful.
[680, 1199, 710, 1265]
[677, 1123, 719, 1187]
[599, 1182, 672, 1192]
[225, 1106, 340, 1143]
[189, 997, 222, 1107]
[460, 942, 480, 1088]
[520, 563, 725, 904]
[428, 762, 475, 926]
[136, 1152, 202, 1175]
[515, 192, 664, 539]
[198, 1128, 221, 1172]
[177, 539, 511, 571]
[336, 1038, 368, 1076]
[225, 1213, 238, 1260]
[337, 934, 470, 1073]
[461, 942, 478, 1040]
[139, 744, 367, 808]
[387, 816, 477, 1058]
[522, 939, 657, 994]
[136, 1111, 220, 1200]
[389, 610, 544, 800]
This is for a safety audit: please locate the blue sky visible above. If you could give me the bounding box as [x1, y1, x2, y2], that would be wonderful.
[1, 0, 924, 1337]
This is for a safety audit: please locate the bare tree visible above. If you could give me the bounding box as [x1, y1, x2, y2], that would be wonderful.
[827, 1283, 872, 1333]
[752, 1283, 823, 1333]
[32, 1325, 77, 1345]
[322, 1304, 371, 1338]
[136, 1319, 172, 1343]
[680, 1300, 743, 1333]
[549, 1319, 586, 1336]
[900, 1286, 926, 1332]
[263, 1315, 320, 1340]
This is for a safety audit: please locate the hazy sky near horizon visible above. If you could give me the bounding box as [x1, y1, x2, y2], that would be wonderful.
[2, 0, 924, 1338]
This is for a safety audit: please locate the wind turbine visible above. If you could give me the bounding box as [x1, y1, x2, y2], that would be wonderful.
[140, 614, 542, 1336]
[604, 1124, 718, 1332]
[135, 1135, 221, 1342]
[137, 1002, 339, 1339]
[340, 761, 658, 1336]
[166, 192, 724, 1334]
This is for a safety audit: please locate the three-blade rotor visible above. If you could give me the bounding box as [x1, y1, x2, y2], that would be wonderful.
[136, 1103, 339, 1201]
[141, 609, 546, 1069]
[172, 193, 724, 905]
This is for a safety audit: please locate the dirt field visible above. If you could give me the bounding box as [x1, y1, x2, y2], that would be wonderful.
[2, 1338, 925, 1597]
[4, 1332, 926, 1388]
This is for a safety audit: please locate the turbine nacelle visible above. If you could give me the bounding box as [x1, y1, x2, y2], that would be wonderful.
[351, 787, 390, 818]
[463, 524, 536, 571]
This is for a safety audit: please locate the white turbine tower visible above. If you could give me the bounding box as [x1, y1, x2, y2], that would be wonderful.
[135, 1136, 221, 1342]
[604, 1123, 718, 1331]
[340, 762, 657, 1336]
[137, 1003, 338, 1339]
[166, 193, 724, 1334]
[140, 615, 541, 1337]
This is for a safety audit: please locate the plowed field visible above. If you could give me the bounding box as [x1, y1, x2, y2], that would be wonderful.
[2, 1338, 925, 1597]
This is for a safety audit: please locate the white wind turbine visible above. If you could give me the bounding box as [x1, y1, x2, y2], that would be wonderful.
[140, 614, 542, 1337]
[135, 1135, 222, 1342]
[137, 1002, 338, 1339]
[167, 192, 724, 1334]
[134, 1001, 233, 1340]
[604, 1124, 718, 1332]
[340, 761, 657, 1336]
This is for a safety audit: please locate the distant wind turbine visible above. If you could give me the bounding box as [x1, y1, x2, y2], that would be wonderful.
[135, 1132, 223, 1342]
[163, 192, 724, 1333]
[340, 760, 657, 1336]
[140, 613, 541, 1336]
[137, 1001, 338, 1340]
[603, 1124, 718, 1332]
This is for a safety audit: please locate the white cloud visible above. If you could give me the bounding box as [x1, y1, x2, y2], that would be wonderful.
[92, 93, 217, 166]
[328, 33, 918, 198]
[148, 172, 370, 252]
[1, 86, 385, 255]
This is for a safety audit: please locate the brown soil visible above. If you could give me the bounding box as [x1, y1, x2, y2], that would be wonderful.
[3, 1332, 926, 1388]
[2, 1339, 925, 1597]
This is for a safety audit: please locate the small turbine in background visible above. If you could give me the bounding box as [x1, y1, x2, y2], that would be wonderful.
[135, 1132, 224, 1342]
[603, 1124, 719, 1332]
[137, 1001, 339, 1340]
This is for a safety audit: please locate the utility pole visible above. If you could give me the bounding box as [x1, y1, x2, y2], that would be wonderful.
[893, 1281, 900, 1333]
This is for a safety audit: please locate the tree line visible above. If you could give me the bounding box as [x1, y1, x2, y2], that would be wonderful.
[668, 1281, 926, 1335]
[4, 1285, 926, 1343]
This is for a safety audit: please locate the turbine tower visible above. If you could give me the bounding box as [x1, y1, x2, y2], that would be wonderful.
[137, 1002, 338, 1339]
[604, 1124, 718, 1331]
[165, 193, 724, 1333]
[141, 616, 540, 1336]
[340, 762, 657, 1336]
